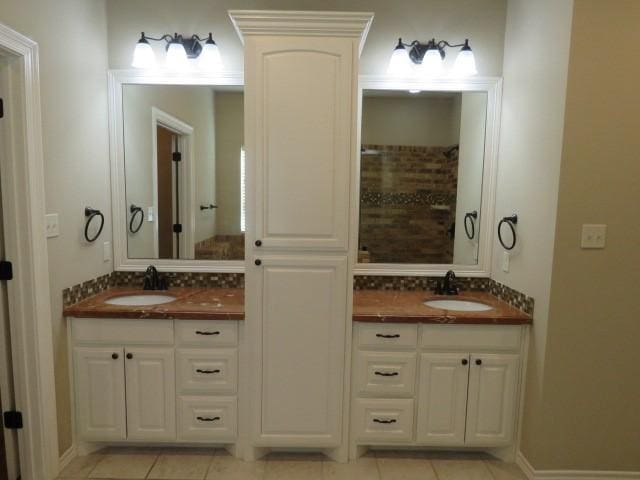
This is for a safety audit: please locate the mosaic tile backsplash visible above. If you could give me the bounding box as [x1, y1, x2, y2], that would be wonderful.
[63, 271, 533, 316]
[62, 271, 244, 307]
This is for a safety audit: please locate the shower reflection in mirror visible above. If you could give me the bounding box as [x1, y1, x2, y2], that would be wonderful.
[122, 84, 245, 260]
[358, 89, 486, 266]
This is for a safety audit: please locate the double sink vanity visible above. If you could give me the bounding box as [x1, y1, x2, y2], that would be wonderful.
[64, 273, 530, 460]
[63, 9, 532, 464]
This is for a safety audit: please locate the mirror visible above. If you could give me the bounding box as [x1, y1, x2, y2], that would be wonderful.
[358, 89, 488, 266]
[121, 84, 244, 261]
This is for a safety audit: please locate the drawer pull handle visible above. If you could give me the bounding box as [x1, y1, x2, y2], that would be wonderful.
[374, 371, 399, 377]
[476, 359, 482, 366]
[196, 369, 221, 374]
[197, 416, 221, 422]
[195, 331, 220, 336]
[373, 418, 397, 424]
[375, 334, 400, 339]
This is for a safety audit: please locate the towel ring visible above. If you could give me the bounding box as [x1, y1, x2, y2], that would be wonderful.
[464, 210, 478, 240]
[498, 214, 518, 250]
[84, 207, 104, 243]
[129, 204, 144, 234]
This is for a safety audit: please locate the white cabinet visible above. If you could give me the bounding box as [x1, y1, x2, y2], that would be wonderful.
[350, 323, 524, 456]
[232, 10, 373, 451]
[416, 353, 469, 446]
[258, 256, 347, 446]
[70, 318, 239, 445]
[73, 347, 126, 441]
[124, 348, 175, 441]
[74, 346, 175, 442]
[465, 354, 519, 446]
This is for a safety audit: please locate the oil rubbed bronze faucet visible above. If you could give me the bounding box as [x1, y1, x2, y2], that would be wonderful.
[434, 270, 459, 295]
[143, 265, 167, 291]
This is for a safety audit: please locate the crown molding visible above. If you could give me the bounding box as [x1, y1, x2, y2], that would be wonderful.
[228, 10, 374, 48]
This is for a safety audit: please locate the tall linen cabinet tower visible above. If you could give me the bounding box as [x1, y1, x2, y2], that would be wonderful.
[229, 11, 373, 461]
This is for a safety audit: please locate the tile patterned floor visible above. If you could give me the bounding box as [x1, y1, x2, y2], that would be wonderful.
[56, 448, 527, 480]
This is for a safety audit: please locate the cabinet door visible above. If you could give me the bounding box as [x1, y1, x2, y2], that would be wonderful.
[124, 347, 176, 441]
[256, 256, 347, 446]
[73, 347, 126, 441]
[416, 353, 469, 446]
[465, 354, 519, 446]
[246, 36, 354, 251]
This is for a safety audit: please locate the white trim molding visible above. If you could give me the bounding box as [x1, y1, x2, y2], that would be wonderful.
[0, 22, 59, 479]
[354, 75, 503, 278]
[516, 452, 640, 480]
[228, 10, 374, 51]
[107, 69, 245, 272]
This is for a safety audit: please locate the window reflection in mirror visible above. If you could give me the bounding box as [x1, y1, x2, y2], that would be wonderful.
[358, 90, 487, 266]
[122, 84, 244, 260]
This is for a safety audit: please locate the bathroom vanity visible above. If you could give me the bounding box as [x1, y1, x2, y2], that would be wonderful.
[65, 289, 243, 449]
[65, 7, 533, 465]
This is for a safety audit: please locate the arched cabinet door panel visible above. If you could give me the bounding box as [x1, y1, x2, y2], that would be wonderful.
[246, 37, 354, 251]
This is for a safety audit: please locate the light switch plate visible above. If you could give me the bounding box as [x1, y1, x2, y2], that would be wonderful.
[45, 213, 59, 238]
[581, 224, 607, 249]
[103, 241, 112, 262]
[502, 251, 510, 272]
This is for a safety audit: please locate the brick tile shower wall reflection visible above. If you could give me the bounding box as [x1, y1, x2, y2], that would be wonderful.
[359, 145, 459, 264]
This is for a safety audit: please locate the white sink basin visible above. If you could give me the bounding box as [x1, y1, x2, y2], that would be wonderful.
[104, 294, 177, 306]
[424, 299, 493, 312]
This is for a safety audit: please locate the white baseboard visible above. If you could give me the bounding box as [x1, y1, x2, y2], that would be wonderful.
[59, 444, 77, 472]
[516, 451, 640, 480]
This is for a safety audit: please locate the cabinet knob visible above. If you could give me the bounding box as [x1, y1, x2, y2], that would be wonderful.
[112, 353, 119, 360]
[126, 353, 133, 360]
[255, 240, 262, 247]
[475, 359, 482, 366]
[255, 259, 262, 266]
[461, 358, 468, 365]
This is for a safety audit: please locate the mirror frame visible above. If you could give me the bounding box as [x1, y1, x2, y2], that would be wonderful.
[353, 75, 502, 277]
[108, 69, 245, 272]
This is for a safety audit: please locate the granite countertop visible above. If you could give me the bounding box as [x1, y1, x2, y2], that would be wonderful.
[63, 287, 244, 321]
[64, 287, 531, 325]
[353, 290, 532, 325]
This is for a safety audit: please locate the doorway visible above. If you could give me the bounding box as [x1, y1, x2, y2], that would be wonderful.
[151, 107, 194, 260]
[0, 22, 59, 479]
[0, 53, 20, 480]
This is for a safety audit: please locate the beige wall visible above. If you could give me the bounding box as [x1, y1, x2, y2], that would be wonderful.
[0, 0, 111, 454]
[492, 0, 573, 467]
[122, 85, 217, 258]
[362, 95, 460, 146]
[106, 0, 506, 76]
[533, 0, 640, 470]
[214, 91, 244, 235]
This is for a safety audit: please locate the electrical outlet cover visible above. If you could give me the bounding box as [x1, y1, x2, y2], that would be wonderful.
[581, 224, 607, 249]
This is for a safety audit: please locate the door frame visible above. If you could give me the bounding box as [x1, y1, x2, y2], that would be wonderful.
[151, 107, 195, 260]
[0, 22, 59, 480]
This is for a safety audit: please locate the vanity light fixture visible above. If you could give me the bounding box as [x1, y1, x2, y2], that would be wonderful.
[387, 38, 477, 78]
[131, 32, 223, 71]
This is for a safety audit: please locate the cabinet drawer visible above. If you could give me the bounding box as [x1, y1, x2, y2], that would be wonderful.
[357, 323, 418, 350]
[176, 349, 238, 395]
[420, 325, 521, 351]
[72, 318, 173, 345]
[354, 351, 417, 397]
[353, 398, 414, 443]
[175, 321, 238, 347]
[177, 396, 237, 442]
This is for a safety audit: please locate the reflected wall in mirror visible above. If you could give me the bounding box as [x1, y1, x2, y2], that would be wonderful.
[358, 89, 487, 266]
[123, 84, 244, 260]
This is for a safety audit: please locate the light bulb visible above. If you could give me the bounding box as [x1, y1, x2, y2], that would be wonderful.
[419, 47, 444, 77]
[198, 35, 223, 71]
[453, 39, 478, 77]
[387, 38, 414, 77]
[165, 38, 188, 70]
[131, 33, 156, 69]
